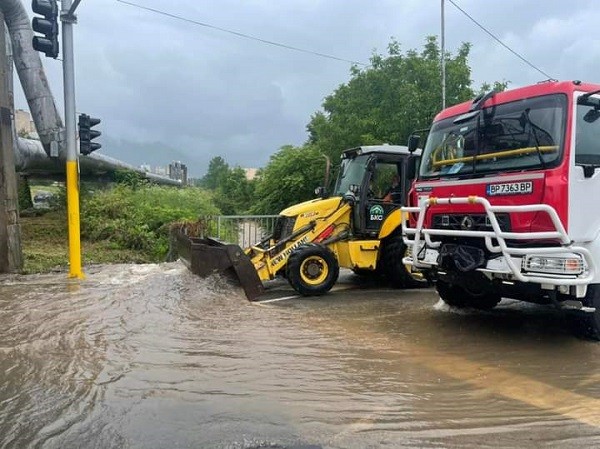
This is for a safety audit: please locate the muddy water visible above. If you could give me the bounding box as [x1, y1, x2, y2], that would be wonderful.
[0, 263, 599, 449]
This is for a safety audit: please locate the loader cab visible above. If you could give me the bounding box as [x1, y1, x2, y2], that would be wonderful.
[334, 145, 417, 238]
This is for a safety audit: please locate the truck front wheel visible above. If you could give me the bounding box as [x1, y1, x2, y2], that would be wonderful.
[436, 279, 501, 310]
[575, 284, 600, 340]
[286, 244, 340, 296]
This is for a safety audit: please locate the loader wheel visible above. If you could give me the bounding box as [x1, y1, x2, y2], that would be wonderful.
[380, 235, 429, 288]
[573, 284, 600, 341]
[436, 279, 501, 310]
[286, 244, 339, 296]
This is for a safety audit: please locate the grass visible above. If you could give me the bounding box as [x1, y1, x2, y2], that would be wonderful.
[18, 182, 220, 274]
[19, 210, 153, 274]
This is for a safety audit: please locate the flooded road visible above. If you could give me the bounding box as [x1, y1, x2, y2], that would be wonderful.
[0, 263, 599, 449]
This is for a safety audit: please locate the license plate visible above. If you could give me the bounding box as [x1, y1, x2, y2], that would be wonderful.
[486, 181, 533, 196]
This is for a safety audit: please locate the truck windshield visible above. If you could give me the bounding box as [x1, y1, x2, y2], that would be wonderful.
[419, 94, 567, 178]
[333, 155, 369, 196]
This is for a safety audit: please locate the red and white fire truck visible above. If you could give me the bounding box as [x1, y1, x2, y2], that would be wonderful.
[403, 80, 600, 339]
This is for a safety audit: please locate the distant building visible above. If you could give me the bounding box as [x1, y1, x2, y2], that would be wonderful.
[15, 109, 37, 138]
[169, 161, 188, 185]
[244, 168, 258, 180]
[154, 166, 168, 176]
[139, 164, 170, 177]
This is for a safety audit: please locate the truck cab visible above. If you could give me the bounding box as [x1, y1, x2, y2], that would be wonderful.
[332, 145, 417, 238]
[402, 80, 600, 339]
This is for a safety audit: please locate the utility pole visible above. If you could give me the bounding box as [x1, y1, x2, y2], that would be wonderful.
[441, 0, 446, 110]
[0, 12, 23, 273]
[32, 0, 83, 278]
[61, 0, 83, 278]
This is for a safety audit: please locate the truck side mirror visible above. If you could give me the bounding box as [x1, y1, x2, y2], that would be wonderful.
[407, 134, 420, 153]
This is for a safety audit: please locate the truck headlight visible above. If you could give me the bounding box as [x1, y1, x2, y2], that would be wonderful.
[523, 255, 585, 275]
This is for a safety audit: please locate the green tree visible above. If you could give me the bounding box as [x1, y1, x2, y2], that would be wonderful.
[307, 36, 481, 162]
[214, 166, 255, 214]
[111, 169, 149, 189]
[200, 156, 230, 189]
[202, 37, 505, 216]
[196, 155, 256, 214]
[479, 80, 510, 94]
[251, 145, 327, 215]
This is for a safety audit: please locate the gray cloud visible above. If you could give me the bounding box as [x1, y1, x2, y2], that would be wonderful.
[14, 0, 600, 176]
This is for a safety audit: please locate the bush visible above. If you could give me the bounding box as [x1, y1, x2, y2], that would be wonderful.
[80, 185, 219, 260]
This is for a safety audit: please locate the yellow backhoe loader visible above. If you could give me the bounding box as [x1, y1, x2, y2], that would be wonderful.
[176, 144, 424, 300]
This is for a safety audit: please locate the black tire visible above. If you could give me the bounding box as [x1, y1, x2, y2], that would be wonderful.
[352, 268, 378, 277]
[286, 243, 340, 296]
[574, 284, 600, 340]
[380, 235, 429, 288]
[436, 278, 501, 310]
[436, 279, 469, 308]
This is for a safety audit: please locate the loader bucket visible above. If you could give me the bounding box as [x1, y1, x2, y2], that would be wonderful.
[174, 232, 265, 301]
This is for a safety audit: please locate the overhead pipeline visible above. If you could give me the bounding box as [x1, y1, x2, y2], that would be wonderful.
[14, 137, 182, 186]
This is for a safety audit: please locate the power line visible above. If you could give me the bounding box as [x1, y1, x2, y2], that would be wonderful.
[447, 0, 553, 80]
[116, 0, 367, 66]
[117, 1, 553, 87]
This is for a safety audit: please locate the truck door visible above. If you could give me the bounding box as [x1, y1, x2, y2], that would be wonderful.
[570, 94, 600, 242]
[358, 159, 402, 237]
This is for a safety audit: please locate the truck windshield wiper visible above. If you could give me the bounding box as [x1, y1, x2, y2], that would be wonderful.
[520, 108, 546, 169]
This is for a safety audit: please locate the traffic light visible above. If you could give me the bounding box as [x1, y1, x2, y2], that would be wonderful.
[32, 0, 59, 59]
[78, 114, 102, 155]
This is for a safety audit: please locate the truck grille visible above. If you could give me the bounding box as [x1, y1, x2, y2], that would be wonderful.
[432, 213, 511, 232]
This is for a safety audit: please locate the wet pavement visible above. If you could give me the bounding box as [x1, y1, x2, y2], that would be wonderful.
[0, 262, 599, 449]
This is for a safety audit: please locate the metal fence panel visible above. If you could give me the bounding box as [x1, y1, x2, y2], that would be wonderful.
[202, 215, 278, 248]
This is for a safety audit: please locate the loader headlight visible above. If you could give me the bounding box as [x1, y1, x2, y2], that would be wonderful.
[523, 255, 585, 275]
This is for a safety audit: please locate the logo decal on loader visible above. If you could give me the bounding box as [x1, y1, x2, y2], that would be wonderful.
[369, 204, 385, 221]
[270, 236, 310, 267]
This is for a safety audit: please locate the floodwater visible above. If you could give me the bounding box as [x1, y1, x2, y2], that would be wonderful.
[0, 263, 599, 449]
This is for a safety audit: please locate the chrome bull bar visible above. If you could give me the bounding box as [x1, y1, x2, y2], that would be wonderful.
[402, 196, 595, 286]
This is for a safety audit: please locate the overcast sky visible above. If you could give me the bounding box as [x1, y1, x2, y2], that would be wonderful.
[14, 0, 600, 176]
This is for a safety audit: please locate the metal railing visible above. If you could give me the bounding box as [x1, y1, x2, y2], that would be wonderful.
[205, 215, 278, 248]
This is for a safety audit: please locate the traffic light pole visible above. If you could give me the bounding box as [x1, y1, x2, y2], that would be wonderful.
[61, 0, 83, 279]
